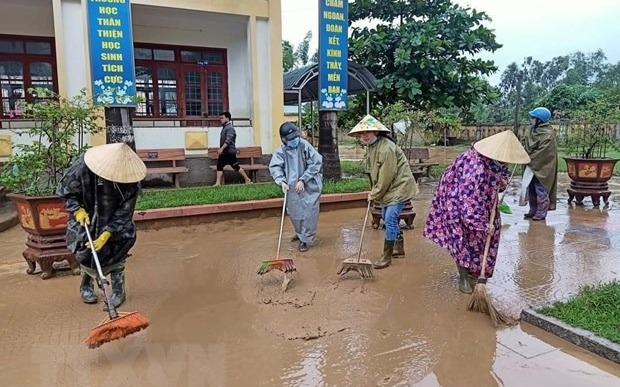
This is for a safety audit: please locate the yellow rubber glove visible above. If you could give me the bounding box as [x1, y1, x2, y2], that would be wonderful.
[73, 208, 90, 226]
[86, 231, 111, 252]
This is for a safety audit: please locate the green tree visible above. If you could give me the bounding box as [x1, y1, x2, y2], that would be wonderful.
[535, 84, 602, 119]
[282, 40, 295, 72]
[294, 31, 313, 68]
[348, 0, 501, 110]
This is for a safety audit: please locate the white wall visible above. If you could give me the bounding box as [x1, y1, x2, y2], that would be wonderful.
[133, 125, 254, 156]
[255, 18, 273, 153]
[59, 0, 88, 98]
[0, 0, 54, 36]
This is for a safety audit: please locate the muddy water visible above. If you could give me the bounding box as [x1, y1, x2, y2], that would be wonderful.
[1, 181, 620, 386]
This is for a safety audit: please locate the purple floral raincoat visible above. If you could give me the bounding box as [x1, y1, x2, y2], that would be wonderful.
[423, 147, 509, 278]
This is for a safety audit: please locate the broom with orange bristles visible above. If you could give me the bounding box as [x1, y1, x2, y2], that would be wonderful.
[257, 189, 296, 291]
[83, 225, 149, 349]
[467, 191, 516, 327]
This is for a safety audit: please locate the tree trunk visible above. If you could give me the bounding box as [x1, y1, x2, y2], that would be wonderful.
[105, 107, 136, 151]
[318, 110, 342, 180]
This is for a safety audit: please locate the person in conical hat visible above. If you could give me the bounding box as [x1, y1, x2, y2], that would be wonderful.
[423, 130, 529, 294]
[348, 115, 419, 269]
[521, 107, 558, 220]
[57, 142, 146, 310]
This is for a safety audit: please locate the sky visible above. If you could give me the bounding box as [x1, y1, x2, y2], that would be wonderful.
[281, 0, 620, 85]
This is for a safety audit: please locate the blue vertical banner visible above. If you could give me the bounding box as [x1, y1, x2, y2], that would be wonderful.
[318, 0, 348, 111]
[86, 0, 137, 106]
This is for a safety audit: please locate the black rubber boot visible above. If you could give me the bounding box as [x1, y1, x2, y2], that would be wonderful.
[457, 264, 473, 294]
[80, 273, 98, 304]
[103, 269, 126, 311]
[393, 231, 405, 257]
[373, 240, 394, 269]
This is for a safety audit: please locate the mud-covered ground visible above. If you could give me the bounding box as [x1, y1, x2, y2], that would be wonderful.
[1, 177, 619, 386]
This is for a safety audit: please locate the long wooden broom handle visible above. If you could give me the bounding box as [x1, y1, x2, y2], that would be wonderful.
[479, 191, 499, 280]
[276, 189, 288, 260]
[356, 201, 372, 263]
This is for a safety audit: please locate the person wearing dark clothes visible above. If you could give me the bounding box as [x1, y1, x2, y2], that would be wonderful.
[57, 143, 146, 310]
[214, 111, 252, 185]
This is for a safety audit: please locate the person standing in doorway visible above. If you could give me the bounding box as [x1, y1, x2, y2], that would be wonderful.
[348, 115, 418, 269]
[214, 111, 252, 186]
[269, 122, 323, 252]
[522, 107, 558, 220]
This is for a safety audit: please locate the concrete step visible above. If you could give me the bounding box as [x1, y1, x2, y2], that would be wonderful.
[0, 199, 19, 233]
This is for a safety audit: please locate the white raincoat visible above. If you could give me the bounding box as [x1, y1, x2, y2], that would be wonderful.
[269, 139, 323, 244]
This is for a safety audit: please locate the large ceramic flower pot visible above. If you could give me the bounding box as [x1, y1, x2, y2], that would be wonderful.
[564, 157, 620, 206]
[6, 193, 79, 279]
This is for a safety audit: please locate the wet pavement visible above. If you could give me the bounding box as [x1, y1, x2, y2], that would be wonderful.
[1, 175, 620, 386]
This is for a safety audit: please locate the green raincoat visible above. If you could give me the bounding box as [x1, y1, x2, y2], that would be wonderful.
[364, 136, 419, 205]
[522, 122, 558, 208]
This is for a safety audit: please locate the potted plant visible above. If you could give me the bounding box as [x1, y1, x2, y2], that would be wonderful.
[561, 99, 620, 206]
[0, 87, 103, 279]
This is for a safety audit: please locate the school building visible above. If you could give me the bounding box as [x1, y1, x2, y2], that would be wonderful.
[0, 0, 284, 184]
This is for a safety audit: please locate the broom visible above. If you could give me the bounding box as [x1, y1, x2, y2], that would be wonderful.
[257, 189, 296, 291]
[336, 201, 374, 279]
[83, 226, 149, 349]
[467, 191, 516, 327]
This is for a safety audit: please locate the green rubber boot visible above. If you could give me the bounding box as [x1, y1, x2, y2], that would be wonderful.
[393, 231, 404, 257]
[457, 264, 473, 294]
[373, 240, 394, 269]
[103, 269, 126, 311]
[80, 273, 98, 304]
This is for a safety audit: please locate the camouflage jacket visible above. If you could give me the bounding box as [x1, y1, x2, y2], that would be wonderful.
[56, 155, 140, 269]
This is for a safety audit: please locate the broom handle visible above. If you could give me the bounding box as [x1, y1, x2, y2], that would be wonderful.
[356, 201, 371, 263]
[499, 164, 517, 205]
[276, 189, 288, 260]
[478, 191, 499, 281]
[84, 226, 119, 319]
[84, 226, 106, 280]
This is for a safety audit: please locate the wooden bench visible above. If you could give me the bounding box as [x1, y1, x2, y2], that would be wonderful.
[207, 146, 268, 183]
[137, 148, 189, 188]
[403, 147, 439, 180]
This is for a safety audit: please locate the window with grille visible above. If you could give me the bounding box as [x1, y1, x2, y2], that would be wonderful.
[133, 44, 228, 118]
[0, 35, 57, 118]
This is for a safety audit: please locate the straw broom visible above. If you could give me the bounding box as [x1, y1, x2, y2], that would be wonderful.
[336, 201, 374, 279]
[83, 226, 149, 349]
[467, 191, 516, 327]
[257, 189, 296, 291]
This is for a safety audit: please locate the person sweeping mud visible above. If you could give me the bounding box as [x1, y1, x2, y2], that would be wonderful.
[269, 122, 323, 252]
[522, 107, 558, 220]
[423, 131, 530, 294]
[348, 115, 418, 269]
[57, 143, 146, 309]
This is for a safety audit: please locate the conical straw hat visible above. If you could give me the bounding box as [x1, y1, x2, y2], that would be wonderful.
[84, 143, 147, 183]
[473, 130, 531, 164]
[348, 114, 391, 137]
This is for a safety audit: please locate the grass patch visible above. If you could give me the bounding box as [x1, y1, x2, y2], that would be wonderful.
[538, 281, 620, 344]
[341, 160, 366, 178]
[135, 178, 369, 211]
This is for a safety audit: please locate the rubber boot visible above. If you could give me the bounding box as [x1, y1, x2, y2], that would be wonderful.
[104, 269, 126, 311]
[457, 265, 473, 294]
[393, 231, 405, 257]
[373, 240, 394, 269]
[80, 273, 98, 304]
